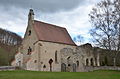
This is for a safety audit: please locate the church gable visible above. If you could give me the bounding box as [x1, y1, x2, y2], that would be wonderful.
[23, 9, 38, 42]
[22, 9, 76, 46]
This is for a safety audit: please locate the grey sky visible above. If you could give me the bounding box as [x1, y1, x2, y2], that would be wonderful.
[0, 0, 100, 45]
[0, 0, 87, 12]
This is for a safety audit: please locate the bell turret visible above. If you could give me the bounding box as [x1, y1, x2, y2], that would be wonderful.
[28, 9, 34, 24]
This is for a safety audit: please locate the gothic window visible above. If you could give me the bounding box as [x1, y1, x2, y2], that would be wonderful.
[86, 59, 89, 66]
[28, 30, 31, 36]
[67, 56, 71, 64]
[76, 61, 79, 67]
[27, 47, 32, 55]
[91, 58, 94, 66]
[55, 51, 58, 63]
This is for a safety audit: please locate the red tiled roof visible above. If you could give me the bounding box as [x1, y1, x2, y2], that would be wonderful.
[33, 20, 76, 46]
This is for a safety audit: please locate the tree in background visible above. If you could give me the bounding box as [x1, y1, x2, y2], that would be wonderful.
[0, 28, 22, 45]
[0, 28, 22, 66]
[89, 0, 120, 66]
[73, 35, 84, 45]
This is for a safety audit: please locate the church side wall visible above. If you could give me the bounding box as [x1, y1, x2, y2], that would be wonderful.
[36, 41, 76, 72]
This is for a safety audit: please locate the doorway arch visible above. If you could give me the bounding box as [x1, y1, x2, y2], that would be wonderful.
[61, 63, 66, 72]
[48, 59, 53, 72]
[73, 63, 76, 72]
[90, 58, 94, 66]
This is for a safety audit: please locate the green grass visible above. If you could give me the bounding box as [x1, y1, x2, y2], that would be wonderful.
[0, 70, 120, 79]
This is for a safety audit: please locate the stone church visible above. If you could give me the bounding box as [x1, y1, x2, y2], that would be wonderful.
[12, 9, 100, 72]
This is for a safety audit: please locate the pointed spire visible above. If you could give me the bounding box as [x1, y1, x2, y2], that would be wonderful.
[28, 9, 34, 24]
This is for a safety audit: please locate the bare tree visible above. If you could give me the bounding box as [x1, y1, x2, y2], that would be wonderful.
[0, 27, 22, 66]
[113, 0, 120, 66]
[0, 28, 22, 45]
[73, 35, 84, 45]
[89, 0, 120, 66]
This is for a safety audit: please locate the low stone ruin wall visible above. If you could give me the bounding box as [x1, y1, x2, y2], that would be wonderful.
[85, 66, 120, 72]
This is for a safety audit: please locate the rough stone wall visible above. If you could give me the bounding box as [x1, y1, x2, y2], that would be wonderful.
[35, 41, 76, 72]
[26, 50, 39, 71]
[94, 48, 120, 66]
[85, 66, 120, 72]
[60, 43, 98, 72]
[60, 48, 85, 72]
[77, 44, 96, 67]
[14, 52, 23, 67]
[15, 20, 38, 70]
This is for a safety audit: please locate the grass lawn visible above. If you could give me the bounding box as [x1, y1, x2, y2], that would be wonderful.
[0, 70, 120, 79]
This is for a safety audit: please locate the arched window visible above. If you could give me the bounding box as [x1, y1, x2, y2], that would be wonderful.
[67, 56, 71, 64]
[27, 47, 32, 55]
[76, 61, 79, 67]
[28, 30, 31, 36]
[86, 59, 89, 66]
[91, 58, 94, 66]
[55, 51, 58, 63]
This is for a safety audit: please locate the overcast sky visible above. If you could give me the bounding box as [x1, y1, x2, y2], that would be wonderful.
[0, 0, 101, 45]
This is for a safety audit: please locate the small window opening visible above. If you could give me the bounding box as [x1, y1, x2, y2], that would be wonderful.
[43, 65, 46, 68]
[76, 61, 79, 67]
[55, 51, 58, 63]
[28, 30, 31, 36]
[27, 47, 32, 55]
[34, 60, 37, 63]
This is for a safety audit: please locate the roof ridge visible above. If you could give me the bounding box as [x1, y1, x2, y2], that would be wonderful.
[34, 20, 66, 29]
